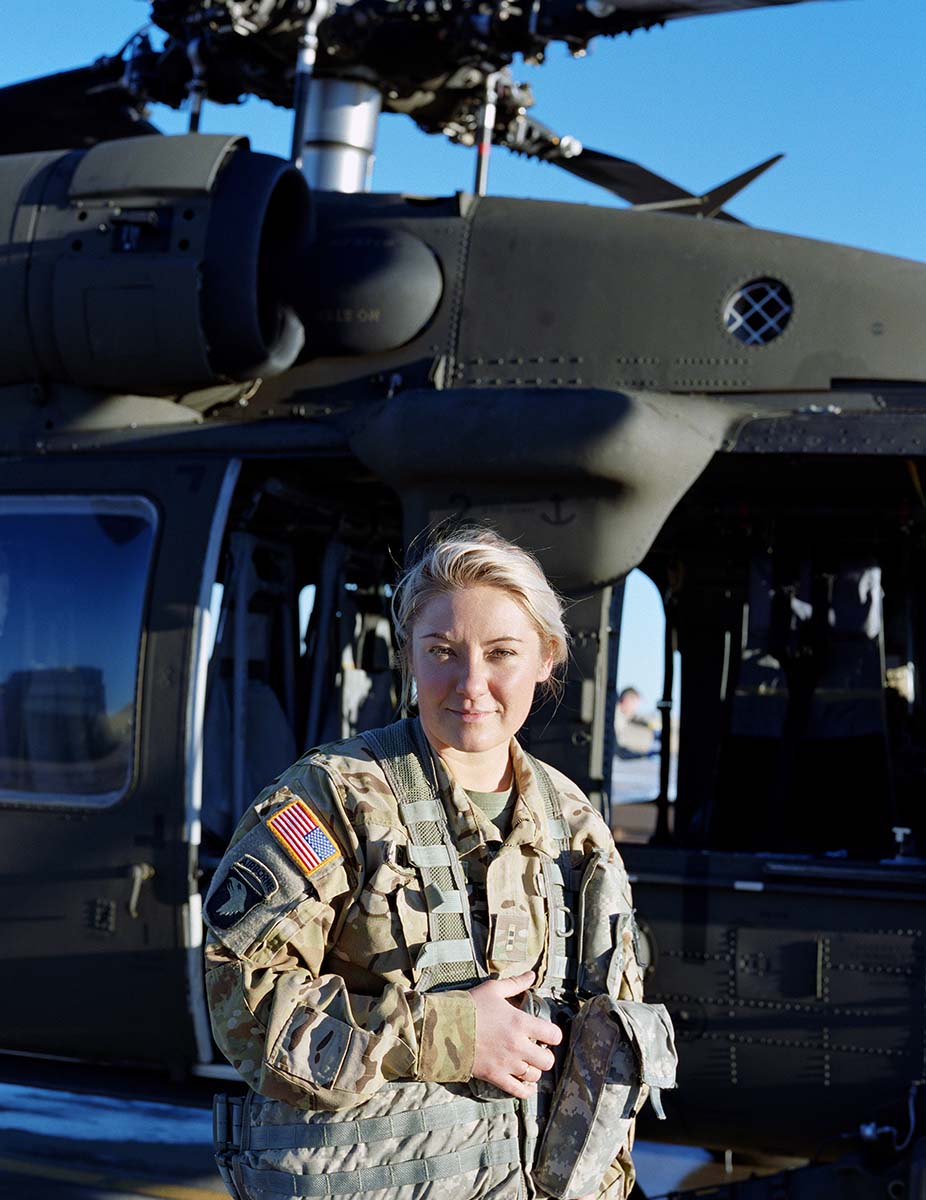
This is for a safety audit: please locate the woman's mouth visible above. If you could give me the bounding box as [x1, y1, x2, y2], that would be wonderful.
[449, 709, 496, 722]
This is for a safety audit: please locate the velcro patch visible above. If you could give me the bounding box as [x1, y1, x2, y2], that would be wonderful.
[206, 854, 279, 931]
[490, 911, 532, 963]
[267, 798, 340, 878]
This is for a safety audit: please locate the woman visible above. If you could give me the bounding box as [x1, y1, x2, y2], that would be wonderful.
[205, 528, 669, 1200]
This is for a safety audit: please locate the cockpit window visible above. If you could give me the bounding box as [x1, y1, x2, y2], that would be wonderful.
[0, 496, 157, 807]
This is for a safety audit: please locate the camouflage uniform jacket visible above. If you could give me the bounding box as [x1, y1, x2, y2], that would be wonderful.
[204, 726, 645, 1198]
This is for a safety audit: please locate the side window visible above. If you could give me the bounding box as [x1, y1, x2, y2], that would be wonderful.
[0, 496, 157, 807]
[611, 569, 679, 840]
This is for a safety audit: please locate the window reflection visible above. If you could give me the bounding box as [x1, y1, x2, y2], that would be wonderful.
[0, 497, 156, 806]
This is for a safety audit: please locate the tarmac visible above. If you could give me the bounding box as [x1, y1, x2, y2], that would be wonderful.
[0, 1057, 227, 1199]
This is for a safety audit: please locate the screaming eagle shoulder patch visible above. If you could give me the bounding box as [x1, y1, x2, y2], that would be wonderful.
[206, 853, 279, 931]
[266, 797, 341, 877]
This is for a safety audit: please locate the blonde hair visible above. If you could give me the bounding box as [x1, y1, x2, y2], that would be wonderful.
[392, 526, 569, 709]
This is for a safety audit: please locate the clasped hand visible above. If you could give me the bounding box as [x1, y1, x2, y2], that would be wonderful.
[469, 969, 562, 1100]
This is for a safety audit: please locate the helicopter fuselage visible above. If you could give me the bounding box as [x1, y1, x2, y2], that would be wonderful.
[1, 136, 926, 1163]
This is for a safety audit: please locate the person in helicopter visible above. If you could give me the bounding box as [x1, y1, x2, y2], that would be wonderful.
[204, 526, 675, 1200]
[614, 686, 658, 760]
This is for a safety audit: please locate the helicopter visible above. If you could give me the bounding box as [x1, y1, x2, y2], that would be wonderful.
[1, 0, 926, 1196]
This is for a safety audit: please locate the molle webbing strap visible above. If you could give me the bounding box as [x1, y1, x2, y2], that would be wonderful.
[527, 755, 567, 843]
[360, 720, 483, 990]
[540, 856, 576, 987]
[240, 1136, 520, 1195]
[406, 843, 454, 868]
[528, 756, 576, 994]
[247, 1095, 518, 1150]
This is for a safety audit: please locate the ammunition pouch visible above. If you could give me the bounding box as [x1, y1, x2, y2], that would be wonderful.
[576, 848, 634, 998]
[533, 996, 677, 1200]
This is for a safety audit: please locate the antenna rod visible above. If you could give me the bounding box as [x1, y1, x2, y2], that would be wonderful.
[187, 37, 206, 132]
[474, 72, 500, 197]
[290, 0, 382, 193]
[290, 1, 330, 167]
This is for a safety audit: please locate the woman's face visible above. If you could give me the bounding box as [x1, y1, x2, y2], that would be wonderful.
[409, 585, 554, 759]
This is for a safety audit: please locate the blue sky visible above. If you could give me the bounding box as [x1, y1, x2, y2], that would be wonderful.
[3, 0, 923, 709]
[3, 0, 924, 260]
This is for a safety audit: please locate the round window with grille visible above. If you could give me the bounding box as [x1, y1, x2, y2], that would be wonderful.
[723, 277, 793, 345]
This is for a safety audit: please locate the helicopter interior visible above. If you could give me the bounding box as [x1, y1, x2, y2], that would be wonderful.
[196, 461, 404, 871]
[623, 451, 926, 864]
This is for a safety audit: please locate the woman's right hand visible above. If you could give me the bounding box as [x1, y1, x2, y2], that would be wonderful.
[469, 970, 563, 1099]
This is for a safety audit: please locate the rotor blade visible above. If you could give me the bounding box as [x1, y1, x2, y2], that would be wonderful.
[553, 147, 736, 221]
[546, 0, 839, 34]
[0, 58, 157, 155]
[542, 0, 843, 61]
[698, 152, 783, 217]
[628, 153, 784, 218]
[552, 147, 782, 222]
[610, 0, 828, 16]
[555, 147, 694, 205]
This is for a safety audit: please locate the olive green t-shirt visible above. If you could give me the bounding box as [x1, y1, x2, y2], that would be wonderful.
[464, 786, 518, 839]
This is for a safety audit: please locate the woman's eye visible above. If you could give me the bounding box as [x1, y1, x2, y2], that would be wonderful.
[490, 648, 515, 659]
[429, 646, 453, 659]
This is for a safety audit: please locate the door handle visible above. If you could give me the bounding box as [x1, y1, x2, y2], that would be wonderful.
[127, 863, 155, 919]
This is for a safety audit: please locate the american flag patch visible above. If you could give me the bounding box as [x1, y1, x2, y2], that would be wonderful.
[266, 798, 340, 876]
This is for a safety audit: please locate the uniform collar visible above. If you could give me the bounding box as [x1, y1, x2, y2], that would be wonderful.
[508, 737, 558, 855]
[415, 720, 554, 857]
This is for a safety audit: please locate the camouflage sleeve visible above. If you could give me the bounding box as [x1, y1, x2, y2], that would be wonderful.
[203, 766, 475, 1110]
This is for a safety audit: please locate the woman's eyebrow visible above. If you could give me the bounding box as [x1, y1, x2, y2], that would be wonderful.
[418, 632, 524, 643]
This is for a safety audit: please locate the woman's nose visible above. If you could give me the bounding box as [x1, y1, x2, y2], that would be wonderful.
[456, 655, 488, 696]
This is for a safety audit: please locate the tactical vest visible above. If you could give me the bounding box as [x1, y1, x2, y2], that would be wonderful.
[213, 720, 636, 1200]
